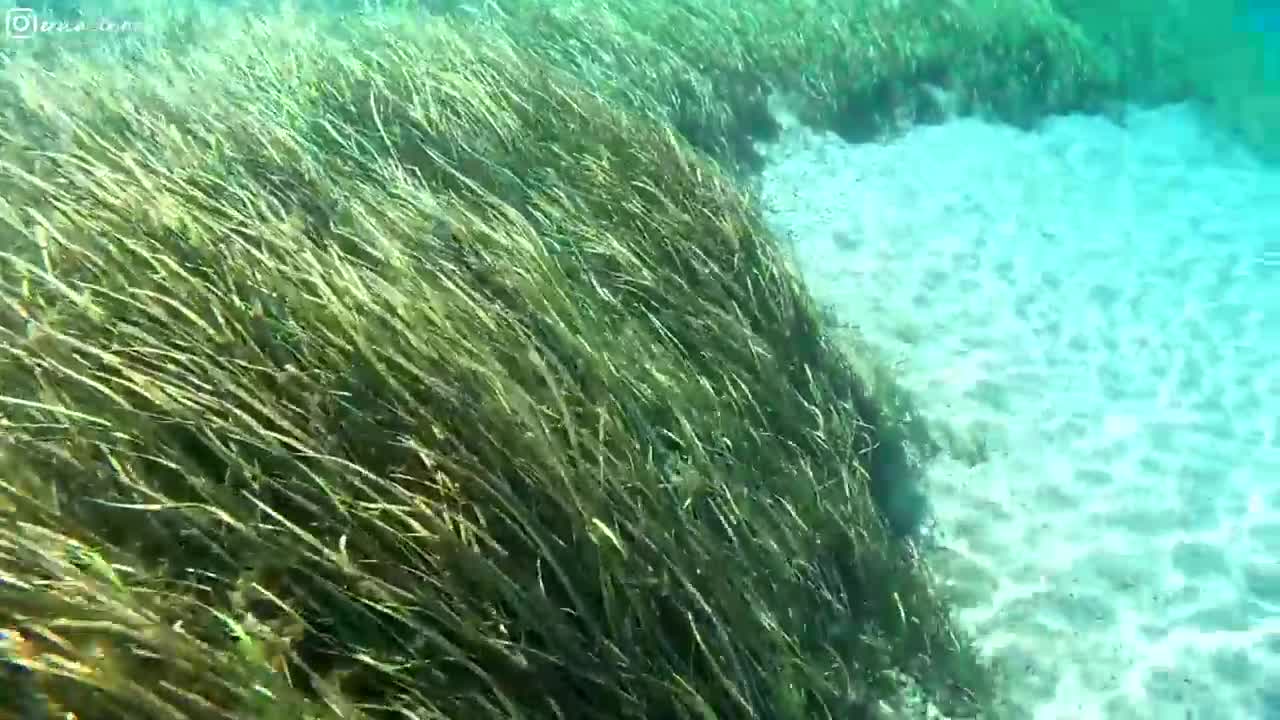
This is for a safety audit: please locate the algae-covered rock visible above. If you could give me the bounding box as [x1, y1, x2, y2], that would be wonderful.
[0, 7, 991, 720]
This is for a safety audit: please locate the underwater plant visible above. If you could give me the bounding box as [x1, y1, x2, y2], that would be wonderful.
[444, 0, 1117, 167]
[0, 6, 996, 719]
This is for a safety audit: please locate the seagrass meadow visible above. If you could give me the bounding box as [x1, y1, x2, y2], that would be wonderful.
[0, 7, 994, 719]
[0, 0, 1258, 718]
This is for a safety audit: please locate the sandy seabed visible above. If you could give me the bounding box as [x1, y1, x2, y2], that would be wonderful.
[756, 103, 1280, 719]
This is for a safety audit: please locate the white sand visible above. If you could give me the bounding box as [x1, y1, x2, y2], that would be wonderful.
[755, 103, 1280, 719]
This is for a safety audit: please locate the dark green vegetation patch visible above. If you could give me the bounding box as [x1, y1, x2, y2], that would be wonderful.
[469, 0, 1119, 168]
[0, 11, 993, 720]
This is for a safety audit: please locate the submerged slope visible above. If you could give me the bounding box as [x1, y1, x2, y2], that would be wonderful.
[0, 9, 989, 719]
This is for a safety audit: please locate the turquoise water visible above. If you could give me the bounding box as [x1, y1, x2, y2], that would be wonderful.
[1245, 0, 1280, 32]
[1245, 0, 1280, 82]
[1, 1, 1277, 718]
